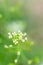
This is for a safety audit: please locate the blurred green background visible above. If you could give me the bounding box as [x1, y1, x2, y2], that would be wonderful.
[0, 0, 43, 65]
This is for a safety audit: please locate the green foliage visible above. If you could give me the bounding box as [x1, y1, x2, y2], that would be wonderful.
[0, 1, 42, 65]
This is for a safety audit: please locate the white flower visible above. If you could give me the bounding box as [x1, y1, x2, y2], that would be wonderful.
[4, 45, 9, 48]
[15, 41, 18, 45]
[21, 39, 25, 42]
[8, 32, 11, 35]
[13, 40, 17, 43]
[9, 36, 12, 39]
[9, 35, 12, 39]
[20, 32, 23, 35]
[25, 37, 27, 40]
[15, 43, 17, 45]
[17, 51, 21, 56]
[9, 45, 12, 48]
[12, 32, 15, 35]
[18, 31, 23, 36]
[14, 59, 18, 63]
[19, 36, 22, 40]
[15, 42, 18, 45]
[8, 32, 12, 39]
[13, 40, 18, 45]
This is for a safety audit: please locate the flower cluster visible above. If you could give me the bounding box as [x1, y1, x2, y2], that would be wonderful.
[4, 31, 38, 65]
[4, 31, 28, 64]
[8, 30, 27, 45]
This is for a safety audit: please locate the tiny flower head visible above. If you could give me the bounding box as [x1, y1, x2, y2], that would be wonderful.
[13, 40, 18, 45]
[21, 39, 25, 42]
[12, 32, 16, 35]
[16, 41, 18, 44]
[9, 45, 12, 48]
[15, 41, 18, 45]
[13, 40, 17, 43]
[8, 32, 12, 39]
[19, 35, 22, 40]
[25, 37, 27, 40]
[4, 45, 9, 48]
[14, 59, 18, 63]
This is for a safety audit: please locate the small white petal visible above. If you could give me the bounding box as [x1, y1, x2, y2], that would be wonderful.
[15, 42, 18, 45]
[9, 45, 12, 48]
[13, 40, 16, 43]
[4, 45, 9, 48]
[15, 43, 17, 45]
[8, 32, 12, 38]
[17, 51, 21, 56]
[14, 59, 18, 63]
[25, 37, 27, 40]
[22, 39, 25, 42]
[8, 35, 12, 39]
[13, 40, 18, 45]
[19, 36, 22, 40]
[12, 32, 16, 35]
[12, 33, 14, 35]
[8, 32, 11, 35]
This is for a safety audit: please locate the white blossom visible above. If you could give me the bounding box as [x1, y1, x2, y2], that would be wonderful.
[14, 59, 18, 63]
[9, 35, 12, 39]
[18, 30, 23, 36]
[15, 42, 18, 45]
[21, 39, 25, 42]
[9, 45, 12, 48]
[8, 32, 12, 39]
[25, 37, 27, 40]
[20, 32, 23, 35]
[4, 45, 9, 48]
[13, 40, 17, 43]
[12, 32, 16, 35]
[15, 43, 17, 45]
[8, 32, 11, 35]
[13, 40, 18, 45]
[15, 41, 18, 45]
[19, 36, 22, 40]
